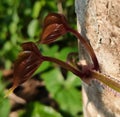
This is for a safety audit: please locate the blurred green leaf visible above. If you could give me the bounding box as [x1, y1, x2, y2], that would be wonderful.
[58, 47, 77, 60]
[2, 42, 19, 60]
[41, 45, 59, 57]
[27, 19, 39, 38]
[5, 59, 12, 69]
[41, 69, 82, 116]
[12, 12, 19, 23]
[0, 72, 10, 117]
[0, 98, 10, 117]
[20, 102, 62, 117]
[9, 22, 17, 34]
[32, 1, 46, 18]
[55, 88, 82, 116]
[41, 69, 64, 96]
[64, 72, 82, 88]
[34, 61, 51, 74]
[66, 1, 74, 7]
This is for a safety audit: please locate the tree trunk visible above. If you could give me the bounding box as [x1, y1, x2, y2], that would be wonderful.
[75, 0, 120, 117]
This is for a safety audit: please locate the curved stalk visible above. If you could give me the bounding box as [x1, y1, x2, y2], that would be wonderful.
[43, 56, 83, 77]
[68, 27, 99, 71]
[42, 56, 90, 82]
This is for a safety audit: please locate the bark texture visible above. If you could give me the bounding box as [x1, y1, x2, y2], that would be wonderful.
[75, 0, 120, 117]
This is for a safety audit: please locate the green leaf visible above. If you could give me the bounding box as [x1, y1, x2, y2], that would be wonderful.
[34, 61, 51, 74]
[0, 72, 10, 117]
[41, 69, 82, 116]
[66, 1, 74, 7]
[0, 99, 10, 117]
[32, 1, 46, 18]
[58, 47, 77, 61]
[55, 88, 82, 116]
[3, 41, 12, 52]
[27, 19, 39, 38]
[5, 59, 12, 69]
[2, 42, 20, 62]
[41, 69, 64, 96]
[41, 45, 59, 57]
[9, 22, 17, 34]
[20, 102, 62, 117]
[65, 72, 82, 88]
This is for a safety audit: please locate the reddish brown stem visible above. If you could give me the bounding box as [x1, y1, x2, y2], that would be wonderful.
[67, 27, 99, 71]
[42, 56, 90, 82]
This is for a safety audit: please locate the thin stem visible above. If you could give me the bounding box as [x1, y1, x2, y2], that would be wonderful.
[91, 70, 120, 93]
[68, 28, 99, 71]
[42, 56, 88, 81]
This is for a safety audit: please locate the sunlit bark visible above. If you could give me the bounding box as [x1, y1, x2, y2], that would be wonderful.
[75, 0, 120, 117]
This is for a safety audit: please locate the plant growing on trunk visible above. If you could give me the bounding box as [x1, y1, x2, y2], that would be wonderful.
[5, 13, 120, 97]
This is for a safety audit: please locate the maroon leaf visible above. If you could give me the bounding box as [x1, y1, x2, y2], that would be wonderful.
[11, 42, 43, 90]
[40, 23, 67, 44]
[39, 13, 69, 44]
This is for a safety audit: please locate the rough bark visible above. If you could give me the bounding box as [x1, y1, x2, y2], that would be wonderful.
[75, 0, 120, 117]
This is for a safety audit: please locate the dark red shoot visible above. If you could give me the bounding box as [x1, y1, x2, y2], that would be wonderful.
[39, 13, 99, 71]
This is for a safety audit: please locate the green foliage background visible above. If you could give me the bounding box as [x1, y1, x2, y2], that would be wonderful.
[0, 0, 83, 117]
